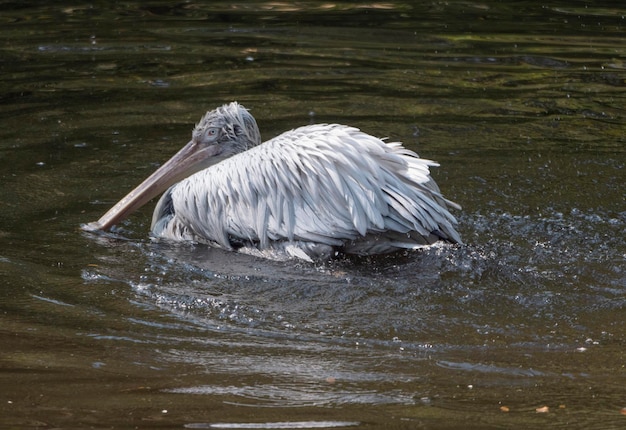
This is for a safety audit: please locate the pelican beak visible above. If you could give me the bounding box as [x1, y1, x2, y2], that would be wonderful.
[83, 140, 221, 232]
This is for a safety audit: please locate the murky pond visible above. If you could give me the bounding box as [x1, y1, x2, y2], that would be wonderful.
[1, 2, 625, 429]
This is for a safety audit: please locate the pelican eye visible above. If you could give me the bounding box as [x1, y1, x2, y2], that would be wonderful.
[204, 127, 220, 142]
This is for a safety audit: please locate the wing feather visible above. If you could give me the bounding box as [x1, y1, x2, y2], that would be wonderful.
[155, 122, 461, 253]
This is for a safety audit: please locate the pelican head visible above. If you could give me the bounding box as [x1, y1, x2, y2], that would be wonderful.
[192, 102, 262, 157]
[83, 102, 260, 232]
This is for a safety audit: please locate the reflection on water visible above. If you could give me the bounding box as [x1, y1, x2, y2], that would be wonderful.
[1, 1, 625, 429]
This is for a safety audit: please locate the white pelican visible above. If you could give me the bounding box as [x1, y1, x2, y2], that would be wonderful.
[84, 102, 461, 261]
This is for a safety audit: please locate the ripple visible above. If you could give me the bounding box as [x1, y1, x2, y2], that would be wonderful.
[185, 421, 359, 429]
[167, 383, 414, 407]
[31, 294, 74, 307]
[436, 360, 548, 378]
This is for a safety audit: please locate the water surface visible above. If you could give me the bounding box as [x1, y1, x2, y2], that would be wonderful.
[1, 2, 625, 429]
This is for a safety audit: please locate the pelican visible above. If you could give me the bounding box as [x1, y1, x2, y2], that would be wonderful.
[83, 102, 461, 261]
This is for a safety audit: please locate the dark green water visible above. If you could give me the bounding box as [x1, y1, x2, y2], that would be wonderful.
[1, 2, 625, 429]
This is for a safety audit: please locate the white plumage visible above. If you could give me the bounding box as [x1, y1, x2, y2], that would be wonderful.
[86, 102, 461, 261]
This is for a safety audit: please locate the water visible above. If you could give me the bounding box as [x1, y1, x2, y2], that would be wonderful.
[1, 2, 625, 429]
